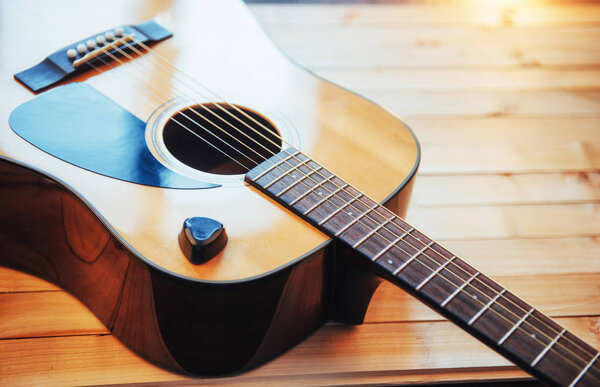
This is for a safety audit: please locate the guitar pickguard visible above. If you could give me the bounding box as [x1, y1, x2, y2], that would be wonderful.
[8, 83, 218, 189]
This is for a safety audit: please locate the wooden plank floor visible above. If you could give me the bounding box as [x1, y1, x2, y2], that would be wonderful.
[1, 1, 599, 385]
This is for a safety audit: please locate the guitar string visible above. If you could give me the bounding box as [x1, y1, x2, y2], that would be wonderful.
[90, 46, 273, 169]
[90, 41, 299, 172]
[102, 36, 295, 170]
[81, 44, 600, 375]
[109, 34, 600, 365]
[120, 37, 300, 157]
[87, 49, 280, 169]
[7, 1, 598, 375]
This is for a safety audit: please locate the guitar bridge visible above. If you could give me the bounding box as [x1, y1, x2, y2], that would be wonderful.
[14, 19, 172, 92]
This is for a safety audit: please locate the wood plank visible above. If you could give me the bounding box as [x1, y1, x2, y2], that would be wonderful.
[314, 68, 600, 91]
[441, 237, 600, 276]
[418, 142, 600, 174]
[249, 4, 600, 27]
[366, 273, 600, 323]
[409, 119, 600, 175]
[406, 203, 600, 239]
[412, 173, 600, 206]
[0, 272, 596, 341]
[364, 90, 600, 117]
[0, 291, 107, 339]
[0, 2, 597, 386]
[258, 25, 600, 68]
[406, 116, 600, 145]
[0, 317, 596, 386]
[0, 267, 58, 293]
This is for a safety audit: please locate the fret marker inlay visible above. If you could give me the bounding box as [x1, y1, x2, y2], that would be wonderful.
[392, 241, 434, 275]
[371, 228, 414, 262]
[498, 308, 534, 345]
[296, 181, 344, 212]
[334, 204, 377, 237]
[264, 159, 312, 190]
[531, 329, 566, 367]
[352, 215, 395, 248]
[251, 151, 299, 181]
[416, 256, 456, 290]
[276, 169, 327, 199]
[317, 194, 362, 226]
[468, 289, 506, 326]
[441, 272, 480, 307]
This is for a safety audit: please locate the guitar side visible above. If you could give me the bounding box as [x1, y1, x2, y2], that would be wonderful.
[0, 0, 420, 375]
[0, 152, 415, 374]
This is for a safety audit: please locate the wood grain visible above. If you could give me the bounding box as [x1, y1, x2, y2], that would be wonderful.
[249, 3, 600, 27]
[259, 25, 600, 68]
[1, 272, 597, 339]
[1, 0, 599, 385]
[412, 173, 600, 206]
[363, 90, 600, 118]
[406, 203, 600, 239]
[366, 273, 600, 323]
[315, 68, 600, 92]
[408, 117, 600, 145]
[1, 316, 598, 386]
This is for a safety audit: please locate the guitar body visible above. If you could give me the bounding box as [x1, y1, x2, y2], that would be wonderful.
[0, 0, 419, 374]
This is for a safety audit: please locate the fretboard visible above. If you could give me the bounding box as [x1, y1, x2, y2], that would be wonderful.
[246, 149, 600, 387]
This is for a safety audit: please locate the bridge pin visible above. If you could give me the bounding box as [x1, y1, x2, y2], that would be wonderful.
[66, 48, 77, 60]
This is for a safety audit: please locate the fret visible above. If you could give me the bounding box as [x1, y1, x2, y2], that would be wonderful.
[531, 329, 566, 367]
[298, 180, 344, 213]
[282, 171, 329, 203]
[392, 241, 434, 275]
[317, 193, 362, 226]
[468, 289, 506, 326]
[334, 204, 378, 237]
[441, 272, 480, 307]
[250, 150, 300, 182]
[498, 307, 535, 345]
[352, 214, 395, 249]
[415, 255, 456, 291]
[265, 159, 313, 190]
[371, 228, 414, 261]
[568, 352, 599, 387]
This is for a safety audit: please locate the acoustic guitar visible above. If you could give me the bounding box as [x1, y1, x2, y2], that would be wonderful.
[0, 0, 598, 385]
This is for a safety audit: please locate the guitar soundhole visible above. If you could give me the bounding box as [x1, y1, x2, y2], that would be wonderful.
[162, 103, 282, 175]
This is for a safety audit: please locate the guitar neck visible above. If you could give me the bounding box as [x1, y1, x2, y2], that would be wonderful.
[246, 148, 600, 387]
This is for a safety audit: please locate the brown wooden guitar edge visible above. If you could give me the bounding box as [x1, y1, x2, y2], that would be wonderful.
[0, 155, 416, 374]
